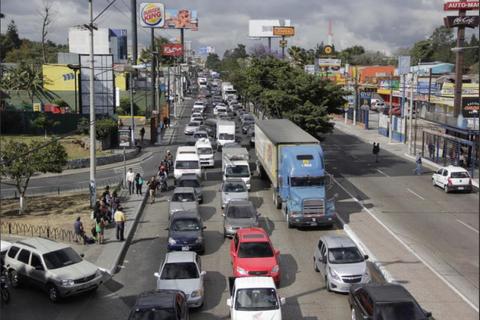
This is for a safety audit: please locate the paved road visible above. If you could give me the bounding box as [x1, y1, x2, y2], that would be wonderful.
[324, 128, 479, 310]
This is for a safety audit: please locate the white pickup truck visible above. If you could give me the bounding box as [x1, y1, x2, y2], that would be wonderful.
[227, 277, 285, 320]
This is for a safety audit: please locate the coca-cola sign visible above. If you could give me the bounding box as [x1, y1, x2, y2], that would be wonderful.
[444, 15, 480, 28]
[444, 1, 479, 10]
[162, 44, 183, 56]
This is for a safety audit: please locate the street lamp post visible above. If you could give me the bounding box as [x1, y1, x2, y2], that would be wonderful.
[88, 0, 96, 208]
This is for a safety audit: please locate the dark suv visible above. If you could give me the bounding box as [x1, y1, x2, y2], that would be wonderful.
[128, 290, 189, 320]
[349, 283, 432, 320]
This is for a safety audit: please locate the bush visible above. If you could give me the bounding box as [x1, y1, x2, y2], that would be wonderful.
[96, 118, 118, 140]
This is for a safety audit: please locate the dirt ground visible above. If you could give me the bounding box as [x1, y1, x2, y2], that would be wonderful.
[1, 192, 95, 232]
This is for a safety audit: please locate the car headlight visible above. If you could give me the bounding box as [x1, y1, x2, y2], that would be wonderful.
[168, 237, 177, 245]
[271, 265, 279, 273]
[61, 279, 75, 287]
[195, 237, 203, 244]
[190, 289, 203, 298]
[236, 266, 249, 275]
[329, 267, 341, 281]
[363, 270, 371, 282]
[95, 269, 103, 277]
[225, 225, 234, 232]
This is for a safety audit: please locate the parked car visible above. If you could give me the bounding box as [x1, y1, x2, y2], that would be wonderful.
[4, 237, 106, 302]
[230, 227, 280, 286]
[221, 178, 249, 209]
[184, 121, 201, 135]
[223, 200, 260, 238]
[432, 165, 473, 193]
[349, 283, 432, 320]
[313, 235, 370, 293]
[128, 290, 189, 320]
[227, 276, 285, 320]
[154, 251, 206, 308]
[169, 187, 199, 216]
[167, 211, 206, 254]
[175, 174, 203, 203]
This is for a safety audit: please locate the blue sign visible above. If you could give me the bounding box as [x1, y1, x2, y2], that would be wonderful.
[159, 84, 166, 92]
[360, 92, 372, 99]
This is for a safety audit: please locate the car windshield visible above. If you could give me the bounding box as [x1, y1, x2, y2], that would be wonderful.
[179, 180, 200, 188]
[160, 262, 199, 279]
[328, 247, 364, 264]
[451, 172, 469, 178]
[175, 161, 199, 169]
[129, 309, 175, 320]
[227, 205, 255, 219]
[235, 288, 279, 311]
[238, 242, 273, 258]
[290, 176, 324, 187]
[226, 165, 249, 177]
[223, 183, 246, 193]
[43, 247, 82, 270]
[172, 192, 195, 202]
[197, 147, 212, 155]
[188, 122, 200, 127]
[219, 133, 234, 140]
[194, 133, 208, 139]
[172, 218, 201, 231]
[376, 301, 426, 320]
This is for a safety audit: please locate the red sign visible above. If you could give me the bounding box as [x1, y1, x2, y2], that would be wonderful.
[444, 15, 480, 28]
[443, 1, 479, 10]
[162, 44, 183, 57]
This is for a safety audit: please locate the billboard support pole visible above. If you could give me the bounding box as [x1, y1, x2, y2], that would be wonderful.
[88, 0, 96, 209]
[131, 0, 137, 64]
[281, 35, 286, 60]
[268, 37, 272, 53]
[150, 28, 156, 117]
[180, 28, 185, 63]
[453, 3, 467, 118]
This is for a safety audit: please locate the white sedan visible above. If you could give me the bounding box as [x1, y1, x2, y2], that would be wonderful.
[432, 165, 473, 193]
[184, 121, 201, 135]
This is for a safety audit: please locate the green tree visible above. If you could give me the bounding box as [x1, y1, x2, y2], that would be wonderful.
[205, 53, 222, 71]
[410, 39, 434, 65]
[96, 118, 118, 141]
[139, 36, 175, 65]
[31, 113, 60, 138]
[117, 97, 140, 116]
[0, 139, 67, 213]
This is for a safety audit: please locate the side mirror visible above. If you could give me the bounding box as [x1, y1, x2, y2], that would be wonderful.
[200, 271, 207, 276]
[364, 255, 369, 260]
[80, 253, 85, 258]
[226, 298, 232, 307]
[154, 272, 160, 278]
[280, 297, 286, 305]
[202, 226, 207, 230]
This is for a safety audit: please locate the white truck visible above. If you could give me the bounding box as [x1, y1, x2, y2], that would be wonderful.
[216, 120, 236, 150]
[227, 277, 285, 320]
[222, 147, 251, 190]
[222, 82, 237, 101]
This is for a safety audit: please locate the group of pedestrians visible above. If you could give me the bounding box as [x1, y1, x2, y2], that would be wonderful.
[126, 168, 145, 195]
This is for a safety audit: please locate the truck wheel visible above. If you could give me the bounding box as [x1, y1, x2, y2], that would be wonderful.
[286, 212, 294, 229]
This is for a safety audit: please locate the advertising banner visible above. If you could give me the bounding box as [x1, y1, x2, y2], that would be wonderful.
[248, 19, 292, 38]
[164, 9, 198, 30]
[273, 26, 295, 37]
[118, 129, 131, 147]
[162, 44, 183, 56]
[317, 58, 341, 67]
[444, 15, 479, 28]
[398, 56, 411, 75]
[443, 1, 479, 10]
[140, 3, 165, 28]
[462, 97, 480, 118]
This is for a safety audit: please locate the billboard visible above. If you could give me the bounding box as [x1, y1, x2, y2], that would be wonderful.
[273, 26, 295, 37]
[317, 58, 341, 67]
[164, 9, 198, 30]
[462, 97, 480, 118]
[443, 1, 479, 10]
[43, 64, 76, 91]
[397, 56, 411, 75]
[162, 44, 183, 56]
[140, 3, 165, 28]
[248, 19, 291, 38]
[444, 15, 479, 28]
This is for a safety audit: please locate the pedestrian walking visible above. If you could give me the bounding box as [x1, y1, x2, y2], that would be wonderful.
[135, 173, 144, 195]
[414, 153, 423, 175]
[95, 214, 106, 244]
[114, 206, 126, 241]
[126, 168, 135, 195]
[111, 191, 120, 216]
[147, 176, 158, 204]
[140, 127, 145, 144]
[428, 142, 435, 160]
[73, 217, 86, 244]
[372, 142, 380, 163]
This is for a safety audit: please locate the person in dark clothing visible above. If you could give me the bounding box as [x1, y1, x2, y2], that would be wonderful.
[140, 127, 145, 143]
[134, 173, 144, 195]
[74, 217, 86, 244]
[372, 142, 380, 163]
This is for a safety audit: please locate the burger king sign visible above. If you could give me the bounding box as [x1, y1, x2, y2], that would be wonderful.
[140, 3, 165, 27]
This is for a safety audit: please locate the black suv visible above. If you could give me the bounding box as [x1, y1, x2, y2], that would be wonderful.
[349, 283, 432, 320]
[128, 290, 189, 320]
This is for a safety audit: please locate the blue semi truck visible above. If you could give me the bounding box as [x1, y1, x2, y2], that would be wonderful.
[255, 119, 336, 228]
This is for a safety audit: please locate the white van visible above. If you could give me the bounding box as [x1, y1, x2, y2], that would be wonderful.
[216, 120, 235, 150]
[195, 138, 214, 167]
[174, 153, 201, 181]
[176, 146, 198, 157]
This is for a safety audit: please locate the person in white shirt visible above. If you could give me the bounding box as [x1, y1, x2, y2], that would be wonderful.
[126, 168, 135, 195]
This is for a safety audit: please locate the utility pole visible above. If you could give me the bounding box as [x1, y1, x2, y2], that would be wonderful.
[353, 67, 358, 126]
[388, 72, 394, 143]
[130, 0, 137, 64]
[129, 69, 135, 146]
[180, 28, 185, 63]
[150, 28, 156, 117]
[408, 73, 415, 154]
[281, 35, 286, 60]
[88, 0, 96, 208]
[453, 2, 467, 118]
[268, 37, 272, 53]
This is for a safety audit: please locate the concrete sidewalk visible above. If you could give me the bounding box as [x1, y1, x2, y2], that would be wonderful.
[332, 117, 479, 188]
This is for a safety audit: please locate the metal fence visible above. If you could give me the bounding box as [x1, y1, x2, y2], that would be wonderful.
[1, 221, 77, 243]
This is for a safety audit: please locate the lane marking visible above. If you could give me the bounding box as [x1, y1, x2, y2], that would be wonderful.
[406, 188, 425, 200]
[376, 169, 389, 177]
[456, 219, 479, 234]
[329, 173, 479, 312]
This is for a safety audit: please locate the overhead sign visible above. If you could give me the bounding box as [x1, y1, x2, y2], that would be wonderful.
[462, 97, 480, 118]
[317, 58, 341, 66]
[444, 15, 480, 28]
[273, 26, 295, 37]
[162, 44, 183, 56]
[164, 9, 198, 30]
[443, 1, 479, 10]
[140, 3, 165, 28]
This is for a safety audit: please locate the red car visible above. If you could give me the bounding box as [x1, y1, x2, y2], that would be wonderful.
[230, 227, 281, 286]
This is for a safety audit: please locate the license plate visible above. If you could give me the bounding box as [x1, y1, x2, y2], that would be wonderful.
[312, 218, 316, 222]
[182, 246, 189, 251]
[310, 222, 318, 226]
[458, 187, 464, 190]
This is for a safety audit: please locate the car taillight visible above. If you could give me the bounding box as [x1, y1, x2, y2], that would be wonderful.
[448, 178, 453, 186]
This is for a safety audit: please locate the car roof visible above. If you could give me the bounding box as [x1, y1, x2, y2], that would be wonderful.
[173, 187, 196, 193]
[443, 165, 468, 172]
[177, 173, 200, 181]
[171, 211, 201, 221]
[13, 237, 69, 253]
[165, 251, 197, 263]
[224, 178, 246, 184]
[226, 199, 254, 207]
[177, 146, 197, 153]
[235, 276, 276, 289]
[134, 290, 182, 309]
[357, 284, 416, 303]
[175, 153, 199, 161]
[188, 121, 201, 125]
[321, 235, 357, 249]
[237, 227, 269, 242]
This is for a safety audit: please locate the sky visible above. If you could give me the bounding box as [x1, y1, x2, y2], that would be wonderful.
[0, 0, 459, 57]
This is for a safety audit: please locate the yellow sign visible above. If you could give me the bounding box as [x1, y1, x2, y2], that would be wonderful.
[33, 103, 42, 112]
[440, 83, 479, 97]
[324, 45, 333, 55]
[272, 26, 295, 37]
[43, 64, 76, 91]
